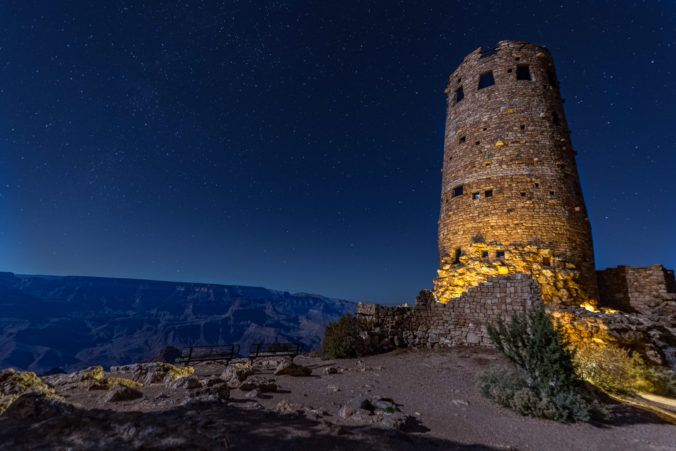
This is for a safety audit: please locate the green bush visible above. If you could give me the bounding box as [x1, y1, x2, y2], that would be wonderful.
[573, 341, 676, 396]
[482, 306, 602, 422]
[477, 366, 595, 422]
[488, 306, 580, 395]
[321, 314, 365, 359]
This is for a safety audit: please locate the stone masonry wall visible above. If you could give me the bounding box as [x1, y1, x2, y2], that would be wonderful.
[597, 264, 676, 315]
[435, 40, 598, 306]
[357, 274, 542, 352]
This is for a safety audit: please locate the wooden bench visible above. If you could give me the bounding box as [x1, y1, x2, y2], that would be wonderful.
[175, 345, 240, 366]
[248, 343, 304, 362]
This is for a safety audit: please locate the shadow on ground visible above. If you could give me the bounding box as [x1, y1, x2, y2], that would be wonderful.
[0, 399, 496, 450]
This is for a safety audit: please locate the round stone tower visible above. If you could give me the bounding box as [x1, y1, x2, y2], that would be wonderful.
[434, 40, 598, 306]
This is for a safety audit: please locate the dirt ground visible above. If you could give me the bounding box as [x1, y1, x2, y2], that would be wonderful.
[1, 348, 674, 450]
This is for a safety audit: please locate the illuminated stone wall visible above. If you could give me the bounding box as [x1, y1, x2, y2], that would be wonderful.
[436, 41, 598, 305]
[357, 274, 542, 351]
[597, 264, 676, 315]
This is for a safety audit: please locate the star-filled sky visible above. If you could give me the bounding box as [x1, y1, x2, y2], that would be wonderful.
[1, 1, 674, 304]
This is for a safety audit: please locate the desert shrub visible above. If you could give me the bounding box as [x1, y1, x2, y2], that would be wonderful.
[321, 314, 365, 359]
[488, 306, 580, 395]
[573, 341, 676, 396]
[477, 366, 594, 422]
[482, 306, 600, 422]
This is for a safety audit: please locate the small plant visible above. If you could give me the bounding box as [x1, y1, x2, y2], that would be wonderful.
[321, 314, 365, 359]
[481, 306, 602, 422]
[573, 341, 676, 396]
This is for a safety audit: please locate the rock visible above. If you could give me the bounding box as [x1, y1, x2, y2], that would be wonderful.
[274, 399, 304, 415]
[221, 363, 255, 388]
[170, 376, 202, 390]
[43, 366, 104, 386]
[110, 362, 194, 385]
[204, 376, 227, 387]
[89, 377, 143, 391]
[373, 398, 395, 410]
[105, 384, 143, 402]
[3, 391, 72, 420]
[191, 384, 230, 402]
[323, 367, 339, 375]
[327, 384, 340, 392]
[274, 360, 312, 377]
[239, 376, 277, 393]
[0, 368, 54, 414]
[451, 399, 469, 407]
[245, 388, 260, 399]
[338, 397, 373, 419]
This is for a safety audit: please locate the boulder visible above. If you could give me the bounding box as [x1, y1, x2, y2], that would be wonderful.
[238, 376, 277, 393]
[0, 369, 54, 414]
[274, 360, 311, 377]
[105, 384, 143, 403]
[338, 396, 407, 429]
[43, 366, 104, 386]
[221, 363, 255, 388]
[191, 384, 230, 402]
[110, 362, 194, 385]
[3, 391, 72, 420]
[170, 376, 202, 390]
[89, 377, 143, 391]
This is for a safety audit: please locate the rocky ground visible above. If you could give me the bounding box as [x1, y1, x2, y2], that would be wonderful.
[0, 348, 674, 450]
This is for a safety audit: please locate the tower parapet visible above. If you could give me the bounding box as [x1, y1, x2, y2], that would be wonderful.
[435, 40, 598, 306]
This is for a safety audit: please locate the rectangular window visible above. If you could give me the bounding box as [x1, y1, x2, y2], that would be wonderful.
[453, 248, 462, 263]
[478, 71, 495, 89]
[516, 65, 531, 80]
[547, 70, 556, 86]
[452, 185, 464, 197]
[549, 191, 555, 198]
[455, 87, 464, 104]
[520, 191, 527, 197]
[496, 250, 505, 258]
[552, 112, 560, 125]
[542, 257, 551, 266]
[481, 250, 489, 258]
[472, 192, 480, 199]
[485, 190, 493, 198]
[459, 136, 466, 143]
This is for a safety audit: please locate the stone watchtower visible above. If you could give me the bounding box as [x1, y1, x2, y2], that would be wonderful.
[434, 41, 599, 306]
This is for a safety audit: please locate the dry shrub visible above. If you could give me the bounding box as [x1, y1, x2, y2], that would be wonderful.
[321, 314, 365, 359]
[573, 342, 676, 396]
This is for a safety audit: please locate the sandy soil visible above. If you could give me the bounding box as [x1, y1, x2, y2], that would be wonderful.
[1, 348, 674, 450]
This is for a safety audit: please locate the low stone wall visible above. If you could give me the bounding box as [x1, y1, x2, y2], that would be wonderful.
[597, 264, 676, 315]
[357, 274, 543, 352]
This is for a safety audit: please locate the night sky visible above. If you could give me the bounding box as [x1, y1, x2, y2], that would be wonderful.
[1, 1, 675, 305]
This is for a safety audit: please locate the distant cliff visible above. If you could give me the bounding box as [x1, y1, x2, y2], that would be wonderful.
[0, 272, 356, 373]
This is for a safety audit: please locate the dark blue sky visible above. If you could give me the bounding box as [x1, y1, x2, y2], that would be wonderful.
[1, 1, 674, 304]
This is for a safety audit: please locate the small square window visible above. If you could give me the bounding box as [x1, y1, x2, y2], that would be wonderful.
[478, 71, 495, 89]
[534, 183, 539, 188]
[520, 124, 525, 130]
[481, 250, 489, 258]
[485, 190, 493, 198]
[475, 141, 480, 145]
[472, 192, 480, 199]
[516, 65, 531, 80]
[550, 191, 555, 198]
[459, 136, 466, 143]
[552, 112, 560, 125]
[452, 185, 464, 197]
[455, 87, 464, 104]
[496, 250, 505, 258]
[507, 68, 513, 73]
[520, 191, 527, 197]
[542, 257, 551, 266]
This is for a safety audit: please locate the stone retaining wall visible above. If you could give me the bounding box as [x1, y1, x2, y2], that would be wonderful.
[597, 264, 676, 315]
[357, 274, 542, 352]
